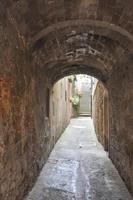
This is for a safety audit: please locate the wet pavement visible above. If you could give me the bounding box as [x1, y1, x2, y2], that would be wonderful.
[26, 117, 133, 200]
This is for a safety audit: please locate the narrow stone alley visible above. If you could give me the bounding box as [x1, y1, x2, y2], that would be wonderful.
[26, 118, 132, 200]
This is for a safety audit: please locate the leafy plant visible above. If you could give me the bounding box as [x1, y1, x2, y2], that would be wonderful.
[68, 75, 77, 83]
[70, 95, 80, 107]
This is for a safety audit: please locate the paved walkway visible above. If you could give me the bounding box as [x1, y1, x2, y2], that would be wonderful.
[26, 117, 133, 200]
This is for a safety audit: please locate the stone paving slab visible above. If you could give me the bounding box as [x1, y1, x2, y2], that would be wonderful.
[39, 158, 79, 194]
[27, 187, 76, 200]
[26, 117, 133, 200]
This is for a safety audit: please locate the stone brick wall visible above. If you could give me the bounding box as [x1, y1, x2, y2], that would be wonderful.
[0, 17, 72, 199]
[0, 63, 72, 200]
[108, 58, 133, 194]
[1, 0, 133, 198]
[93, 69, 133, 195]
[92, 81, 109, 151]
[0, 17, 36, 200]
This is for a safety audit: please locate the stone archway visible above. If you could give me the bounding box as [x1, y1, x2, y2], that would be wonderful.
[27, 8, 133, 196]
[1, 1, 133, 199]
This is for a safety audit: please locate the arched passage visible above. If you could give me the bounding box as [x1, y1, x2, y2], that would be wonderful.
[31, 23, 133, 195]
[1, 1, 133, 199]
[51, 73, 110, 145]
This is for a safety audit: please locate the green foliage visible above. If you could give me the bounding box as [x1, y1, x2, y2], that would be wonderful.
[68, 75, 77, 83]
[70, 95, 80, 107]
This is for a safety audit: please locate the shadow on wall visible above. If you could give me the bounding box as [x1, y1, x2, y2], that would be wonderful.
[92, 81, 109, 152]
[50, 77, 73, 142]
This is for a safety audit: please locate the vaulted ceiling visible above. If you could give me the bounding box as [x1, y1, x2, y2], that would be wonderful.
[6, 0, 133, 84]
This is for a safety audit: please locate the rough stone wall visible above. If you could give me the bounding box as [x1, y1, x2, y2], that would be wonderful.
[0, 14, 37, 200]
[0, 16, 72, 200]
[0, 53, 48, 199]
[92, 81, 109, 151]
[1, 0, 133, 198]
[108, 58, 133, 195]
[93, 64, 133, 195]
[1, 63, 72, 200]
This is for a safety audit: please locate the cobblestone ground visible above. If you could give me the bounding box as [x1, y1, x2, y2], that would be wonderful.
[26, 117, 133, 200]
